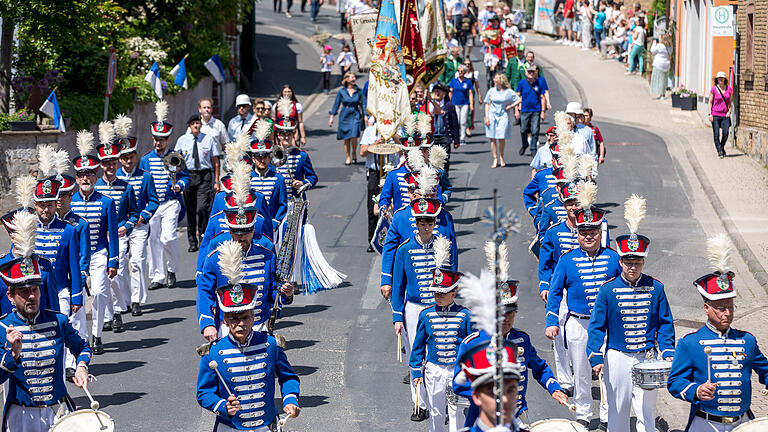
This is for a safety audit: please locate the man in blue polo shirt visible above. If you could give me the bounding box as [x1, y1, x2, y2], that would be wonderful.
[449, 64, 474, 146]
[515, 64, 548, 157]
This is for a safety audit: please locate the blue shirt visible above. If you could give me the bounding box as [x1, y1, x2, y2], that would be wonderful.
[409, 303, 472, 379]
[60, 210, 90, 287]
[175, 132, 220, 171]
[587, 274, 675, 367]
[530, 145, 553, 170]
[70, 190, 119, 269]
[250, 166, 289, 232]
[537, 220, 579, 291]
[594, 11, 606, 29]
[0, 309, 91, 407]
[94, 176, 139, 234]
[275, 147, 318, 197]
[516, 76, 549, 112]
[36, 217, 83, 306]
[227, 113, 254, 141]
[117, 166, 160, 223]
[449, 77, 474, 106]
[139, 149, 190, 205]
[197, 331, 299, 430]
[522, 168, 556, 216]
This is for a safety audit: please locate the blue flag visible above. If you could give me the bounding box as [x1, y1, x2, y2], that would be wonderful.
[39, 91, 65, 133]
[204, 54, 226, 83]
[170, 58, 188, 89]
[144, 62, 163, 100]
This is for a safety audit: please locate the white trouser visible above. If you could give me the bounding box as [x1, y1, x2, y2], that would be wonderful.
[553, 299, 574, 389]
[605, 349, 656, 432]
[455, 104, 469, 142]
[58, 290, 82, 370]
[128, 224, 149, 304]
[5, 403, 66, 432]
[564, 315, 593, 421]
[89, 249, 109, 338]
[688, 415, 747, 432]
[424, 362, 462, 432]
[106, 235, 129, 319]
[405, 301, 428, 410]
[214, 422, 270, 432]
[148, 200, 181, 284]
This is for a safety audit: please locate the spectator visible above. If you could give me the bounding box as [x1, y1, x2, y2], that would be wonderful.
[320, 45, 335, 95]
[649, 37, 671, 100]
[462, 59, 482, 137]
[561, 0, 576, 45]
[337, 0, 347, 31]
[310, 0, 322, 23]
[252, 99, 273, 127]
[708, 71, 733, 159]
[450, 0, 467, 33]
[441, 42, 464, 85]
[449, 64, 475, 146]
[196, 97, 229, 155]
[329, 72, 364, 165]
[626, 16, 646, 74]
[583, 108, 605, 164]
[600, 18, 627, 58]
[579, 0, 594, 50]
[504, 46, 526, 91]
[428, 83, 461, 174]
[478, 1, 495, 29]
[227, 94, 253, 141]
[337, 45, 357, 79]
[484, 74, 520, 168]
[594, 4, 606, 52]
[515, 64, 548, 157]
[273, 85, 307, 146]
[552, 0, 565, 39]
[457, 7, 478, 58]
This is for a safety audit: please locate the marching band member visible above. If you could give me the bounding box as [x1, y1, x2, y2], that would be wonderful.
[545, 180, 620, 427]
[0, 252, 91, 431]
[249, 120, 288, 232]
[70, 130, 119, 355]
[117, 118, 160, 317]
[196, 255, 300, 431]
[140, 100, 190, 291]
[667, 235, 768, 431]
[409, 236, 471, 432]
[587, 195, 675, 432]
[274, 98, 318, 197]
[94, 121, 138, 333]
[378, 114, 431, 213]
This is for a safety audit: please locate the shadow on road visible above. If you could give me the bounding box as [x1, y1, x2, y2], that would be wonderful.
[72, 391, 147, 409]
[143, 299, 195, 314]
[126, 317, 185, 332]
[91, 360, 147, 376]
[104, 337, 168, 352]
[284, 339, 318, 350]
[292, 365, 319, 376]
[280, 304, 330, 318]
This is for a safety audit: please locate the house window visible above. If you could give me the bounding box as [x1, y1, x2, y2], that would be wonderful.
[745, 5, 754, 71]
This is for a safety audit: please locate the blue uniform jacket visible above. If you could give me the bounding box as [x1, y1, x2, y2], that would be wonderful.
[0, 309, 91, 407]
[667, 324, 768, 423]
[36, 217, 83, 306]
[409, 303, 472, 379]
[0, 254, 58, 315]
[537, 220, 579, 292]
[117, 166, 160, 222]
[61, 211, 90, 287]
[251, 166, 289, 231]
[535, 188, 566, 240]
[94, 176, 139, 234]
[545, 247, 621, 327]
[587, 274, 675, 367]
[276, 147, 318, 197]
[196, 211, 273, 276]
[391, 236, 457, 323]
[522, 167, 556, 216]
[139, 149, 190, 222]
[197, 332, 299, 430]
[378, 165, 412, 212]
[70, 190, 119, 269]
[381, 206, 456, 287]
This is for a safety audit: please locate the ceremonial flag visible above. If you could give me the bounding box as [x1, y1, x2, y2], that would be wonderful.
[170, 57, 188, 89]
[366, 0, 411, 140]
[144, 62, 164, 100]
[419, 0, 448, 86]
[39, 91, 65, 133]
[350, 12, 378, 72]
[399, 0, 426, 93]
[204, 54, 226, 83]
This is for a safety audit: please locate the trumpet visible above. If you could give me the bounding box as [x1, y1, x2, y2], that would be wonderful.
[163, 151, 186, 186]
[272, 146, 288, 167]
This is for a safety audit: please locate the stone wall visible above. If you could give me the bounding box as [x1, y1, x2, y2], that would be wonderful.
[735, 126, 768, 166]
[0, 130, 60, 213]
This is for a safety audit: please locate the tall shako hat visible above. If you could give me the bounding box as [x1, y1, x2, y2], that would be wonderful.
[274, 97, 297, 131]
[695, 234, 736, 301]
[36, 145, 63, 202]
[558, 182, 578, 202]
[249, 120, 274, 154]
[430, 236, 462, 293]
[0, 199, 41, 290]
[151, 100, 173, 137]
[215, 240, 258, 312]
[223, 150, 258, 232]
[1, 176, 36, 234]
[415, 112, 433, 149]
[46, 147, 75, 192]
[574, 181, 605, 228]
[615, 194, 650, 257]
[484, 239, 517, 312]
[410, 197, 441, 219]
[72, 130, 99, 172]
[221, 132, 253, 193]
[113, 114, 137, 154]
[96, 121, 121, 161]
[399, 113, 421, 150]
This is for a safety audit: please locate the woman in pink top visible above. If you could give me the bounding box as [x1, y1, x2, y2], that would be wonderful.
[708, 71, 733, 158]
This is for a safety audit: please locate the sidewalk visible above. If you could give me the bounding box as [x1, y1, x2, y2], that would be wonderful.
[527, 34, 768, 430]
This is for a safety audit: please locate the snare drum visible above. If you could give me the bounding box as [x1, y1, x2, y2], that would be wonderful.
[631, 360, 671, 390]
[733, 416, 768, 431]
[528, 418, 588, 431]
[49, 409, 115, 432]
[445, 387, 471, 408]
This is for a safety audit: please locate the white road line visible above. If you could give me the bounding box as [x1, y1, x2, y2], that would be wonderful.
[361, 254, 384, 310]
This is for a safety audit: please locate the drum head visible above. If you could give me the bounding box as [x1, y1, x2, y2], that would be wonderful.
[529, 418, 588, 431]
[734, 417, 768, 431]
[634, 360, 671, 370]
[49, 409, 115, 432]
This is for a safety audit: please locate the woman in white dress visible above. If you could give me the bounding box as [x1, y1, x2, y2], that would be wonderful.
[484, 73, 520, 168]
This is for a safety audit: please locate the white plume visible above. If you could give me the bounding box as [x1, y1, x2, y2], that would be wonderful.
[252, 120, 272, 142]
[484, 241, 495, 273]
[406, 148, 425, 171]
[155, 100, 169, 123]
[559, 129, 574, 148]
[276, 97, 293, 117]
[457, 270, 497, 335]
[433, 235, 451, 269]
[707, 234, 732, 275]
[37, 145, 57, 177]
[578, 154, 597, 180]
[623, 194, 646, 235]
[402, 113, 417, 137]
[11, 211, 37, 257]
[15, 175, 36, 209]
[53, 149, 70, 175]
[112, 114, 133, 138]
[498, 241, 509, 281]
[554, 111, 569, 136]
[76, 130, 95, 157]
[417, 164, 438, 197]
[217, 240, 244, 285]
[227, 132, 251, 168]
[416, 112, 432, 136]
[229, 160, 251, 208]
[560, 150, 579, 183]
[576, 181, 597, 210]
[429, 145, 448, 170]
[98, 121, 116, 145]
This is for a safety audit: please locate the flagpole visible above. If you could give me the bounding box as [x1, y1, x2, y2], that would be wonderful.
[103, 46, 117, 121]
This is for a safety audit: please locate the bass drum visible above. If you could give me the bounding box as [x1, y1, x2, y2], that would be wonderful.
[49, 409, 115, 432]
[528, 418, 588, 432]
[734, 417, 768, 431]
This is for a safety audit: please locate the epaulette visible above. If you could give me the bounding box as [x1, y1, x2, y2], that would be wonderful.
[392, 206, 407, 217]
[602, 275, 619, 285]
[460, 330, 483, 345]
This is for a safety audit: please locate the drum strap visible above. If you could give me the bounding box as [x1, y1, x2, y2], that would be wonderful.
[747, 409, 755, 421]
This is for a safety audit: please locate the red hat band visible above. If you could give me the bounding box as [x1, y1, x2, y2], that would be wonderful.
[400, 136, 423, 150]
[35, 178, 61, 202]
[575, 207, 605, 227]
[460, 341, 522, 389]
[224, 192, 258, 211]
[97, 142, 122, 160]
[411, 198, 441, 218]
[275, 117, 296, 131]
[553, 168, 568, 184]
[216, 283, 257, 313]
[695, 272, 736, 300]
[250, 139, 273, 153]
[0, 209, 32, 235]
[615, 234, 650, 257]
[224, 209, 257, 231]
[51, 174, 75, 192]
[404, 173, 418, 190]
[430, 268, 462, 293]
[559, 183, 578, 201]
[151, 121, 173, 137]
[72, 155, 100, 172]
[0, 256, 42, 288]
[119, 137, 138, 154]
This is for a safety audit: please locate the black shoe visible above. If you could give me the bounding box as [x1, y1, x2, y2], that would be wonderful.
[112, 314, 124, 333]
[149, 282, 163, 290]
[65, 367, 76, 382]
[125, 304, 131, 314]
[131, 302, 142, 317]
[188, 244, 199, 253]
[598, 421, 608, 431]
[367, 245, 375, 253]
[91, 336, 104, 355]
[576, 419, 589, 428]
[518, 144, 528, 155]
[103, 320, 113, 332]
[167, 272, 176, 288]
[410, 408, 429, 422]
[403, 372, 410, 384]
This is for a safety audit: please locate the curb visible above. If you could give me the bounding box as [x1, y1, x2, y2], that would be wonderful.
[534, 41, 768, 295]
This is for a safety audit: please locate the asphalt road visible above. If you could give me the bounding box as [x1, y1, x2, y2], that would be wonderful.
[61, 4, 717, 431]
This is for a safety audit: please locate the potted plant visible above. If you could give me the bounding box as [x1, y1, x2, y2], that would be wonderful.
[8, 109, 37, 131]
[671, 85, 697, 110]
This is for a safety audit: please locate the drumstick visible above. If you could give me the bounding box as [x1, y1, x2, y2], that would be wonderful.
[566, 402, 577, 412]
[598, 372, 606, 406]
[704, 347, 712, 383]
[397, 333, 403, 363]
[82, 386, 100, 411]
[415, 381, 422, 414]
[209, 360, 233, 396]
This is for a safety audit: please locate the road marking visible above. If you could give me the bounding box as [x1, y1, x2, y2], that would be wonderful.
[361, 254, 383, 310]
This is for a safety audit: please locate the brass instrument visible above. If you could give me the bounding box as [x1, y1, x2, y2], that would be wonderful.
[163, 151, 186, 186]
[271, 146, 288, 168]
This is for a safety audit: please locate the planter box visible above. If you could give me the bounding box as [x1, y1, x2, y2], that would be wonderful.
[9, 121, 38, 131]
[678, 96, 697, 111]
[671, 93, 682, 108]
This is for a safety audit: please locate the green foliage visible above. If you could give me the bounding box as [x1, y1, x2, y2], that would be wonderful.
[0, 113, 9, 132]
